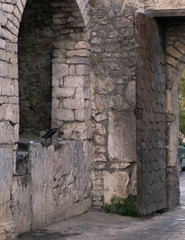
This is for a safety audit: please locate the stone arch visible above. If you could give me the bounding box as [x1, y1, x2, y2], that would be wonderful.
[0, 0, 92, 235]
[136, 10, 185, 213]
[16, 0, 91, 140]
[165, 20, 185, 208]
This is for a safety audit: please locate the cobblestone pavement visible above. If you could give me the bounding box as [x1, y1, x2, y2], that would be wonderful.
[16, 172, 185, 240]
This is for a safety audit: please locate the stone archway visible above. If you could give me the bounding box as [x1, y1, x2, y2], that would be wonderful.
[0, 0, 91, 237]
[18, 0, 91, 140]
[136, 9, 185, 215]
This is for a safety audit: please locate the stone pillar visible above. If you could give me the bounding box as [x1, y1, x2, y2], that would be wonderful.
[0, 145, 16, 240]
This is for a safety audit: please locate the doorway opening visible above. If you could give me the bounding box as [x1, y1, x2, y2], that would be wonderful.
[136, 11, 185, 214]
[18, 0, 53, 140]
[178, 69, 185, 203]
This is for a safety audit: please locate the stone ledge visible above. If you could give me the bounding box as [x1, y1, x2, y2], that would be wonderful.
[147, 8, 185, 17]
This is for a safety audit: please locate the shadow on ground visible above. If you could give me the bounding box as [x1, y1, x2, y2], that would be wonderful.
[17, 230, 81, 240]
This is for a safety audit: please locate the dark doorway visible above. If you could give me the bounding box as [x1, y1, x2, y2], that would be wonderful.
[18, 0, 53, 137]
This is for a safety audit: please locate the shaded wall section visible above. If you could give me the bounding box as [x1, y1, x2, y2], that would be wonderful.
[136, 14, 167, 215]
[18, 0, 53, 134]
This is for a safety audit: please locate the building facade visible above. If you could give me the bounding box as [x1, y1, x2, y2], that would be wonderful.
[0, 0, 185, 238]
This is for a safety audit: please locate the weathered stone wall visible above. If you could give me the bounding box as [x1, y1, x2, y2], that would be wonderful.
[90, 1, 137, 207]
[90, 0, 185, 211]
[18, 0, 91, 138]
[1, 0, 185, 238]
[12, 141, 91, 233]
[0, 0, 21, 238]
[0, 0, 92, 239]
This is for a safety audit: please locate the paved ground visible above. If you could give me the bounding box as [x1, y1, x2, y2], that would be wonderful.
[16, 172, 185, 240]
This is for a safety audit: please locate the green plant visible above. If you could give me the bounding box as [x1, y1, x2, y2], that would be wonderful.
[104, 195, 137, 217]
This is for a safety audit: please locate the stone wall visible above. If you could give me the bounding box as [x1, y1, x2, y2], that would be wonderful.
[0, 0, 92, 239]
[90, 1, 137, 207]
[1, 0, 185, 238]
[18, 0, 91, 138]
[12, 141, 91, 234]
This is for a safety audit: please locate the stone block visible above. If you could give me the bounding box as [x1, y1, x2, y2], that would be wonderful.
[8, 52, 18, 64]
[91, 37, 102, 44]
[85, 108, 91, 121]
[67, 50, 90, 57]
[29, 140, 91, 227]
[108, 110, 136, 162]
[110, 162, 130, 169]
[126, 81, 136, 104]
[6, 20, 18, 36]
[52, 76, 60, 87]
[76, 64, 90, 76]
[13, 6, 22, 22]
[166, 46, 182, 59]
[64, 76, 86, 88]
[61, 121, 91, 140]
[75, 109, 85, 121]
[0, 78, 17, 96]
[94, 135, 106, 145]
[52, 18, 66, 25]
[108, 31, 119, 39]
[75, 88, 84, 99]
[96, 76, 115, 95]
[52, 63, 69, 79]
[0, 50, 9, 62]
[0, 39, 6, 49]
[16, 0, 23, 14]
[56, 40, 75, 50]
[63, 99, 85, 110]
[56, 109, 74, 121]
[8, 63, 18, 79]
[95, 123, 106, 135]
[94, 154, 106, 162]
[2, 3, 14, 13]
[75, 41, 91, 49]
[66, 57, 90, 65]
[0, 145, 13, 203]
[94, 113, 107, 122]
[175, 41, 185, 54]
[0, 104, 18, 123]
[103, 171, 129, 204]
[6, 43, 18, 52]
[69, 32, 89, 41]
[95, 146, 106, 153]
[52, 87, 75, 98]
[69, 65, 76, 75]
[0, 61, 7, 77]
[0, 10, 7, 25]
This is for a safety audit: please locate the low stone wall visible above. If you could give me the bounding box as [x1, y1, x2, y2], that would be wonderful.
[12, 140, 91, 234]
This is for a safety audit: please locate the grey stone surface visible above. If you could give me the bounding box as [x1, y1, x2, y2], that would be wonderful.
[12, 140, 91, 234]
[0, 0, 185, 239]
[15, 201, 185, 240]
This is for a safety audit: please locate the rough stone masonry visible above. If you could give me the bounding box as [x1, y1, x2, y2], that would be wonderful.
[0, 0, 185, 239]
